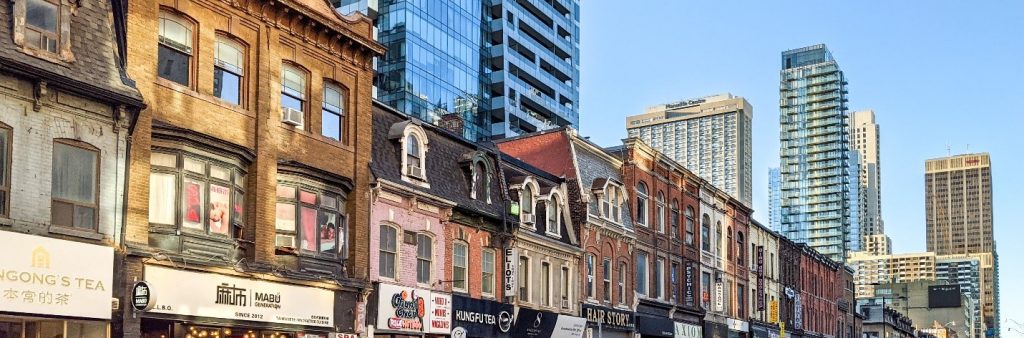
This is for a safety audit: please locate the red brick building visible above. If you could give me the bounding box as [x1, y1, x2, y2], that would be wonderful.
[798, 245, 842, 338]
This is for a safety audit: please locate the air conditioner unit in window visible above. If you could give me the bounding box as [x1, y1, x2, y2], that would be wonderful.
[282, 107, 304, 126]
[407, 164, 423, 178]
[275, 234, 296, 248]
[522, 213, 535, 225]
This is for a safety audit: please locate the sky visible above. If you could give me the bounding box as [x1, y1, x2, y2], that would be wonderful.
[576, 0, 1024, 334]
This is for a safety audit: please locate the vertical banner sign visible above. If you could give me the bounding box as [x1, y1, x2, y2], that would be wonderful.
[757, 246, 765, 311]
[780, 321, 785, 338]
[769, 300, 779, 324]
[684, 262, 695, 307]
[714, 282, 724, 312]
[503, 248, 517, 297]
[793, 294, 802, 329]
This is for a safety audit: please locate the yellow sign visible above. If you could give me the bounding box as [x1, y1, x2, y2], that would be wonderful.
[780, 321, 785, 338]
[769, 300, 779, 323]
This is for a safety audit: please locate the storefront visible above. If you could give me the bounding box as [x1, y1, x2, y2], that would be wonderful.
[450, 295, 513, 338]
[0, 231, 114, 338]
[636, 314, 675, 338]
[750, 322, 781, 338]
[509, 307, 586, 338]
[581, 303, 634, 338]
[137, 264, 348, 338]
[676, 321, 704, 338]
[372, 283, 451, 338]
[726, 318, 748, 338]
[704, 318, 728, 338]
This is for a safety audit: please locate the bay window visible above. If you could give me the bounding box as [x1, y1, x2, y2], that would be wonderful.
[149, 149, 246, 236]
[274, 176, 348, 257]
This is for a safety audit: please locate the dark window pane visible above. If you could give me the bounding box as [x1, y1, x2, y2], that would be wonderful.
[51, 200, 72, 227]
[73, 206, 95, 230]
[26, 0, 57, 32]
[0, 128, 8, 187]
[322, 110, 341, 140]
[158, 45, 190, 86]
[52, 143, 97, 204]
[214, 67, 241, 105]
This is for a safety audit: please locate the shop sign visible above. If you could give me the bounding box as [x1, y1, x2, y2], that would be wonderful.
[329, 334, 358, 338]
[504, 248, 517, 296]
[769, 300, 779, 323]
[780, 322, 785, 338]
[714, 282, 724, 312]
[144, 265, 333, 327]
[0, 231, 113, 319]
[511, 307, 586, 338]
[581, 303, 634, 331]
[553, 315, 586, 338]
[636, 315, 674, 337]
[131, 281, 155, 311]
[674, 322, 702, 338]
[683, 262, 694, 307]
[376, 283, 427, 332]
[726, 318, 748, 332]
[428, 293, 452, 334]
[452, 295, 514, 337]
[757, 246, 765, 311]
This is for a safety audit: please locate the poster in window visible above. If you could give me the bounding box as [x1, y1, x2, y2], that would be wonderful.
[209, 184, 231, 235]
[319, 212, 338, 253]
[301, 207, 317, 251]
[233, 190, 244, 225]
[183, 180, 204, 229]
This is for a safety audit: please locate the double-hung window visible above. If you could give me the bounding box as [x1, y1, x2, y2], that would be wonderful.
[656, 192, 665, 233]
[546, 196, 560, 236]
[51, 141, 99, 230]
[378, 225, 397, 279]
[416, 234, 432, 284]
[670, 199, 680, 239]
[635, 182, 648, 226]
[214, 37, 244, 105]
[24, 0, 60, 53]
[618, 262, 627, 304]
[655, 258, 665, 299]
[149, 150, 246, 236]
[635, 251, 648, 296]
[158, 12, 193, 86]
[701, 214, 711, 252]
[518, 256, 530, 301]
[602, 258, 612, 302]
[482, 249, 496, 295]
[0, 125, 10, 217]
[452, 241, 468, 291]
[281, 64, 306, 126]
[322, 83, 345, 141]
[541, 262, 551, 306]
[685, 207, 695, 246]
[585, 254, 595, 298]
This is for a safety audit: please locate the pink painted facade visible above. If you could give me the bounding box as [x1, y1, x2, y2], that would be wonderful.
[369, 189, 452, 293]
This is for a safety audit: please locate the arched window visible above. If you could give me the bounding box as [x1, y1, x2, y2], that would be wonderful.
[635, 182, 648, 226]
[521, 183, 535, 225]
[546, 194, 561, 236]
[717, 222, 723, 257]
[405, 134, 423, 178]
[322, 83, 346, 142]
[281, 64, 307, 127]
[158, 11, 194, 86]
[701, 214, 711, 252]
[737, 232, 745, 265]
[214, 36, 245, 105]
[656, 192, 666, 233]
[670, 199, 680, 239]
[471, 160, 489, 201]
[685, 207, 695, 246]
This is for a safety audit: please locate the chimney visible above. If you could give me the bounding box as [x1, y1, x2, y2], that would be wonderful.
[439, 113, 465, 136]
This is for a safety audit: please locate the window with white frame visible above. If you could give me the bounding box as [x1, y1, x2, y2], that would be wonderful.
[685, 207, 695, 246]
[521, 183, 535, 225]
[453, 241, 468, 291]
[635, 251, 648, 296]
[561, 266, 570, 309]
[545, 194, 561, 236]
[404, 134, 425, 179]
[482, 248, 496, 295]
[602, 258, 612, 302]
[541, 262, 551, 306]
[602, 184, 623, 223]
[470, 160, 489, 202]
[656, 192, 665, 233]
[51, 140, 99, 230]
[518, 256, 530, 301]
[618, 262, 627, 304]
[378, 224, 398, 279]
[586, 254, 595, 299]
[416, 234, 432, 284]
[655, 257, 665, 299]
[281, 64, 306, 126]
[635, 182, 648, 226]
[213, 36, 244, 105]
[157, 11, 193, 86]
[322, 83, 346, 142]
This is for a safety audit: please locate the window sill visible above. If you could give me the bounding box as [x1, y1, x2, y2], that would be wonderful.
[48, 225, 104, 241]
[0, 216, 13, 227]
[545, 231, 561, 239]
[400, 175, 430, 188]
[19, 46, 73, 65]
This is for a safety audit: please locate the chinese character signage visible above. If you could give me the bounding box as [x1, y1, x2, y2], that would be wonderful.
[0, 231, 113, 319]
[145, 265, 334, 327]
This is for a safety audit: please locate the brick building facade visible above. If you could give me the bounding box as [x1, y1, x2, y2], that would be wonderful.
[115, 0, 382, 336]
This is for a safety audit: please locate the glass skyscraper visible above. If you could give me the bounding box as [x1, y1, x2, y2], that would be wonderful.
[768, 167, 781, 233]
[339, 0, 580, 140]
[778, 44, 856, 263]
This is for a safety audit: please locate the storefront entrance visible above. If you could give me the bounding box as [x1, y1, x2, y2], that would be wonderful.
[0, 315, 108, 338]
[139, 319, 329, 338]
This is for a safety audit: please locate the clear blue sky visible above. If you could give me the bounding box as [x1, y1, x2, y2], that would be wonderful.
[576, 0, 1024, 333]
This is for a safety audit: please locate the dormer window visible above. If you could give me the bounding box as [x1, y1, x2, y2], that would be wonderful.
[470, 160, 490, 202]
[405, 135, 423, 178]
[546, 193, 561, 236]
[521, 182, 537, 226]
[600, 184, 623, 223]
[13, 0, 73, 61]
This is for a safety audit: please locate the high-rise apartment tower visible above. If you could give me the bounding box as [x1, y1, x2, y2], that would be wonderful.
[626, 93, 753, 206]
[851, 110, 883, 238]
[777, 44, 856, 262]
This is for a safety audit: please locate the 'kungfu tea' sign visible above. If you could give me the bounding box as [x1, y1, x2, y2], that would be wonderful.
[144, 265, 334, 327]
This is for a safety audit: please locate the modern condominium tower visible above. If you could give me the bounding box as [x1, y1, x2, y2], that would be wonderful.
[339, 0, 581, 140]
[777, 44, 856, 262]
[851, 110, 883, 238]
[768, 167, 782, 232]
[626, 93, 753, 206]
